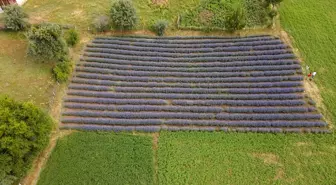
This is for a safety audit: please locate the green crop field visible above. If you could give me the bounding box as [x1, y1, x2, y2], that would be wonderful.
[280, 0, 336, 126]
[158, 132, 336, 185]
[37, 132, 154, 185]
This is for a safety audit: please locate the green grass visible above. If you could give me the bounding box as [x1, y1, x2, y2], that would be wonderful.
[0, 32, 55, 109]
[280, 0, 336, 125]
[22, 0, 201, 30]
[158, 132, 336, 185]
[37, 132, 154, 185]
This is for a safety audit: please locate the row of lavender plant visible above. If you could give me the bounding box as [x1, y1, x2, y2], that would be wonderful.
[67, 91, 304, 100]
[84, 48, 291, 58]
[87, 43, 288, 53]
[82, 57, 299, 67]
[75, 73, 303, 83]
[75, 68, 298, 78]
[78, 62, 300, 73]
[64, 97, 305, 106]
[83, 52, 295, 62]
[61, 117, 326, 127]
[70, 79, 302, 88]
[92, 39, 283, 48]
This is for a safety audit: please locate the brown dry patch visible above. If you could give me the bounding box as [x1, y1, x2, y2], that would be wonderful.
[152, 0, 168, 6]
[279, 30, 301, 58]
[273, 168, 285, 181]
[303, 80, 323, 108]
[21, 130, 75, 185]
[295, 142, 311, 147]
[71, 10, 83, 17]
[252, 153, 282, 166]
[199, 10, 214, 25]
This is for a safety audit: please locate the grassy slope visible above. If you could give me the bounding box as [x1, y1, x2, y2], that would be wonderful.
[280, 0, 336, 125]
[0, 32, 55, 109]
[158, 132, 336, 185]
[37, 132, 154, 185]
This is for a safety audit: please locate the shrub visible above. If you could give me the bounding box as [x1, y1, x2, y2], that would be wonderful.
[26, 23, 68, 60]
[52, 59, 73, 82]
[225, 7, 246, 32]
[3, 4, 29, 31]
[266, 0, 283, 6]
[65, 28, 79, 47]
[92, 15, 110, 32]
[151, 20, 168, 36]
[110, 0, 138, 30]
[0, 96, 52, 185]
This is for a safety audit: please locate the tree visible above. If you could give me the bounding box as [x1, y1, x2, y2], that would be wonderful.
[26, 23, 68, 60]
[92, 15, 110, 32]
[225, 7, 246, 33]
[151, 20, 168, 36]
[110, 0, 138, 30]
[0, 96, 53, 185]
[3, 4, 29, 31]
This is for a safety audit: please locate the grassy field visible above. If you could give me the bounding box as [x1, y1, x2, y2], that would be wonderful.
[280, 0, 336, 126]
[23, 0, 201, 30]
[0, 32, 55, 109]
[158, 132, 336, 185]
[37, 132, 154, 185]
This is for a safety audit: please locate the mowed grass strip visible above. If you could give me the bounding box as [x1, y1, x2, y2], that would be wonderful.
[280, 0, 336, 125]
[158, 132, 336, 185]
[37, 132, 154, 185]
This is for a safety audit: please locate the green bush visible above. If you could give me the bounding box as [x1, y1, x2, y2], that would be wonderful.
[151, 20, 168, 36]
[92, 15, 110, 32]
[225, 8, 246, 33]
[26, 23, 68, 60]
[52, 59, 72, 83]
[3, 4, 29, 31]
[64, 28, 79, 47]
[0, 96, 53, 185]
[110, 0, 138, 30]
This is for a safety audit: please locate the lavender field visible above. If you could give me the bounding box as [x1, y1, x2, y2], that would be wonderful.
[61, 35, 329, 133]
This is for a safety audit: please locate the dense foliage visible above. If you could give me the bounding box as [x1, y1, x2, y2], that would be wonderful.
[151, 20, 168, 36]
[37, 132, 154, 185]
[110, 0, 138, 30]
[52, 59, 72, 83]
[64, 29, 79, 47]
[225, 7, 246, 32]
[3, 4, 29, 31]
[92, 15, 110, 32]
[26, 23, 68, 60]
[0, 96, 52, 185]
[180, 0, 274, 29]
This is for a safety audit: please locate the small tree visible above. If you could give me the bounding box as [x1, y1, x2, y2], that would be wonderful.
[225, 8, 246, 33]
[92, 15, 110, 32]
[151, 20, 168, 36]
[110, 0, 138, 30]
[0, 96, 52, 185]
[3, 4, 29, 31]
[52, 59, 73, 83]
[65, 28, 79, 47]
[26, 23, 68, 60]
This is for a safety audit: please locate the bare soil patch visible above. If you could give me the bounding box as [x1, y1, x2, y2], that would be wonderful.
[199, 10, 213, 25]
[152, 0, 168, 6]
[252, 153, 282, 166]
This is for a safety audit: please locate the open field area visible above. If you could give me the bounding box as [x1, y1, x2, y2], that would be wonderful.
[37, 132, 154, 185]
[158, 132, 336, 185]
[36, 131, 336, 185]
[0, 32, 55, 109]
[280, 0, 336, 126]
